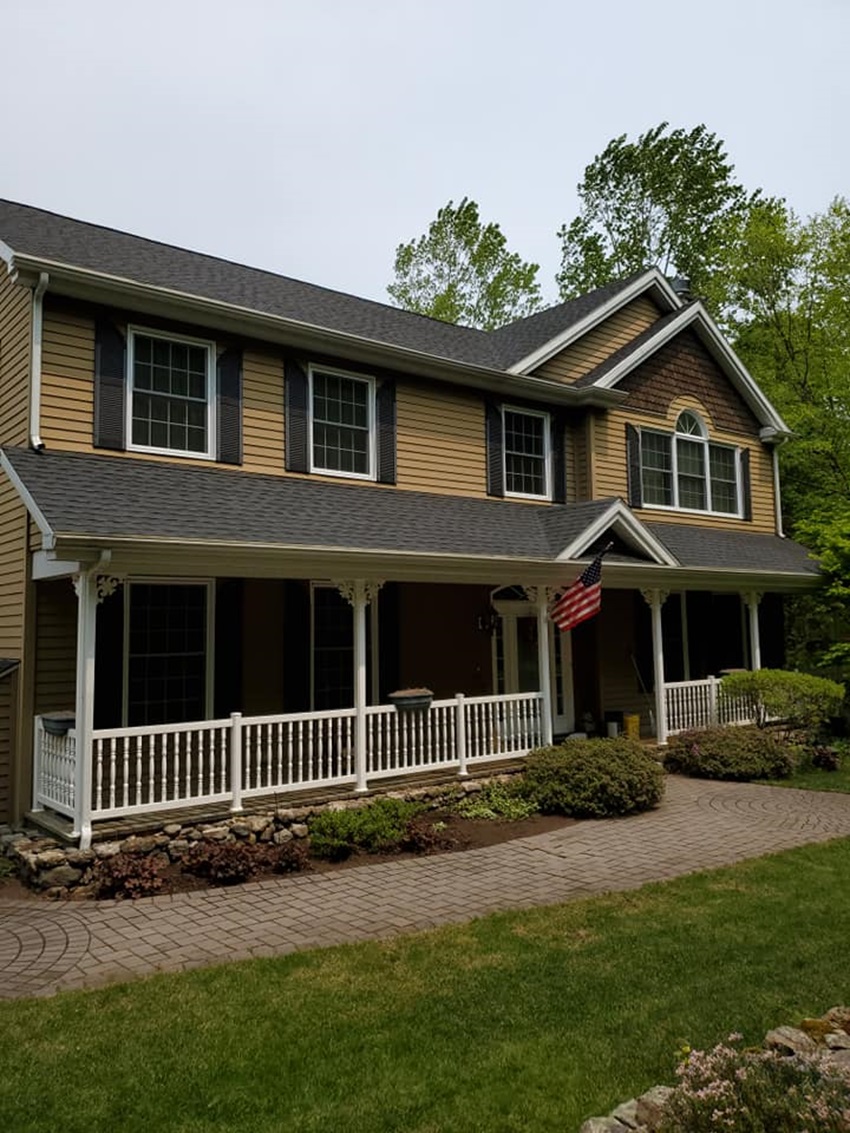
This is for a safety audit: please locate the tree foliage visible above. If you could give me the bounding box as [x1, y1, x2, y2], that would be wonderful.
[556, 123, 766, 318]
[387, 197, 543, 330]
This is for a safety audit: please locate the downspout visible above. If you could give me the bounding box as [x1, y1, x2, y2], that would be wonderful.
[772, 439, 787, 538]
[29, 271, 49, 450]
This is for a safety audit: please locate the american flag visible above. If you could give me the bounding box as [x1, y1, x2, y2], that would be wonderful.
[549, 549, 608, 632]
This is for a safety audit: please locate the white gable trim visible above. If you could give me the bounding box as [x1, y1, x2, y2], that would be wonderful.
[507, 268, 681, 376]
[590, 303, 790, 436]
[0, 449, 56, 550]
[556, 500, 679, 566]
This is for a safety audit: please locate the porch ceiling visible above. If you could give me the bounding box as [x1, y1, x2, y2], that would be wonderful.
[1, 446, 821, 590]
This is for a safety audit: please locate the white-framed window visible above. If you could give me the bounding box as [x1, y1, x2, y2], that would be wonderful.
[123, 580, 214, 726]
[309, 366, 375, 480]
[641, 411, 740, 516]
[503, 407, 551, 499]
[127, 327, 216, 459]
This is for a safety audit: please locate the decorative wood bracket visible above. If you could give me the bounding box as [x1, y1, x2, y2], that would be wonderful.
[640, 589, 670, 607]
[72, 574, 124, 604]
[333, 580, 384, 606]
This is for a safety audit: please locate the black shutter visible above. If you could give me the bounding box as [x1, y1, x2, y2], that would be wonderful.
[217, 347, 242, 465]
[376, 378, 397, 484]
[485, 401, 504, 497]
[740, 448, 752, 521]
[93, 318, 126, 450]
[284, 358, 309, 473]
[552, 413, 567, 504]
[626, 423, 643, 508]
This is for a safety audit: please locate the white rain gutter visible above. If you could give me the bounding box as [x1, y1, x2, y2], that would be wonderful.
[29, 271, 49, 450]
[773, 438, 787, 538]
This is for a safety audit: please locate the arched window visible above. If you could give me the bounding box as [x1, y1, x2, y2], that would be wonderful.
[639, 411, 740, 515]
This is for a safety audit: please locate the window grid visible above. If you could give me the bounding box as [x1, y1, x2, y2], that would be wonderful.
[126, 583, 208, 726]
[503, 409, 550, 498]
[310, 369, 373, 478]
[129, 331, 213, 457]
[640, 417, 739, 516]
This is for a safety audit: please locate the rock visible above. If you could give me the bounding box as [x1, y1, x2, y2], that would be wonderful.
[824, 1006, 850, 1033]
[39, 864, 82, 888]
[163, 824, 182, 836]
[611, 1098, 640, 1128]
[579, 1119, 629, 1133]
[168, 840, 190, 860]
[119, 835, 159, 855]
[44, 886, 67, 900]
[275, 808, 297, 822]
[184, 827, 202, 841]
[462, 780, 483, 793]
[635, 1085, 674, 1130]
[34, 849, 67, 868]
[290, 823, 309, 839]
[69, 883, 99, 900]
[93, 841, 122, 859]
[201, 826, 229, 842]
[230, 823, 251, 838]
[828, 1048, 850, 1068]
[65, 850, 95, 867]
[826, 1031, 850, 1050]
[273, 829, 293, 845]
[764, 1025, 817, 1054]
[242, 815, 270, 834]
[259, 827, 274, 843]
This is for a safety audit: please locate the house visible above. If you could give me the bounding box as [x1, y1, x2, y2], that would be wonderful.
[0, 201, 820, 846]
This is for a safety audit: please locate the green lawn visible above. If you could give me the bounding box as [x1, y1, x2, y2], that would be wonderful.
[3, 839, 850, 1133]
[774, 762, 850, 794]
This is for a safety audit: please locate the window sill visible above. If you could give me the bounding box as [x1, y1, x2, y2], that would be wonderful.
[505, 490, 552, 503]
[309, 466, 377, 483]
[127, 444, 216, 462]
[638, 502, 742, 520]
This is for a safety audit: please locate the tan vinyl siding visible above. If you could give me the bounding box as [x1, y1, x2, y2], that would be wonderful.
[41, 308, 96, 451]
[0, 269, 31, 446]
[0, 478, 29, 655]
[0, 673, 14, 822]
[532, 296, 660, 384]
[396, 380, 487, 496]
[593, 405, 776, 532]
[242, 350, 285, 473]
[34, 580, 77, 715]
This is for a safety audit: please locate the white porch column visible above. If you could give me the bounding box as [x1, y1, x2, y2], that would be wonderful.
[745, 591, 763, 671]
[642, 589, 669, 746]
[72, 570, 98, 848]
[529, 589, 554, 747]
[335, 580, 383, 794]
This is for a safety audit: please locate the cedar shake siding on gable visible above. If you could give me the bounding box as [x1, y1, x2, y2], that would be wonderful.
[531, 295, 661, 384]
[617, 329, 761, 434]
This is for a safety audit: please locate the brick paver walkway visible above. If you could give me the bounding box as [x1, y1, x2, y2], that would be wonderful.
[3, 776, 850, 1000]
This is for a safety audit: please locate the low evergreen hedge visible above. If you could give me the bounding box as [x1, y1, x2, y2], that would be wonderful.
[519, 737, 664, 818]
[663, 725, 796, 781]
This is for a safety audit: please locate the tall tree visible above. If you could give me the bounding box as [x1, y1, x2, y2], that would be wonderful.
[388, 198, 543, 330]
[556, 123, 766, 319]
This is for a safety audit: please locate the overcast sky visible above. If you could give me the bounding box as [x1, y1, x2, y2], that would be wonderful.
[4, 0, 846, 307]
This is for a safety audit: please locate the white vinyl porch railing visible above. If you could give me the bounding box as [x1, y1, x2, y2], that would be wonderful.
[664, 676, 758, 735]
[33, 691, 545, 825]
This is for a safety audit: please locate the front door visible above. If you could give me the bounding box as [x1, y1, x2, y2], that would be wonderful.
[493, 594, 574, 735]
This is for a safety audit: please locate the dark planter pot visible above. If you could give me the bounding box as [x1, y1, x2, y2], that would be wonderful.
[41, 712, 76, 736]
[388, 691, 434, 713]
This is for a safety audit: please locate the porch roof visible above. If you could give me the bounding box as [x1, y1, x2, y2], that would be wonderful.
[1, 446, 820, 582]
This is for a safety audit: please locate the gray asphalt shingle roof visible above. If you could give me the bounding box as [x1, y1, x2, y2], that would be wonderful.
[0, 200, 639, 371]
[1, 446, 818, 576]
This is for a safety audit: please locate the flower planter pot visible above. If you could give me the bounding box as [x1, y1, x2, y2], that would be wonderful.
[388, 689, 434, 713]
[41, 712, 75, 736]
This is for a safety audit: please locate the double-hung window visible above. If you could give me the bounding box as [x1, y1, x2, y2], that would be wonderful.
[503, 407, 551, 499]
[128, 328, 215, 458]
[309, 366, 375, 480]
[640, 411, 740, 515]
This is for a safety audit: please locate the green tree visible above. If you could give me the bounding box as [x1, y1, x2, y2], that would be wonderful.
[556, 123, 766, 319]
[388, 198, 543, 330]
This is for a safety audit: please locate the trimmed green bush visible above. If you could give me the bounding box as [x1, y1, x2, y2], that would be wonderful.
[308, 798, 423, 860]
[452, 781, 537, 820]
[519, 737, 664, 818]
[664, 725, 796, 781]
[721, 668, 844, 736]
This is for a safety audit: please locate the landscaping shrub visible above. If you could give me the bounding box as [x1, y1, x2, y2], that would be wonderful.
[809, 743, 843, 772]
[658, 1035, 850, 1132]
[308, 798, 423, 860]
[452, 781, 537, 820]
[721, 668, 844, 736]
[519, 738, 664, 818]
[400, 816, 459, 854]
[265, 840, 310, 873]
[664, 726, 796, 781]
[93, 852, 165, 899]
[181, 841, 259, 885]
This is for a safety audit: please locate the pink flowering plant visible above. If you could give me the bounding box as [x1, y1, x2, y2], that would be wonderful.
[658, 1034, 850, 1132]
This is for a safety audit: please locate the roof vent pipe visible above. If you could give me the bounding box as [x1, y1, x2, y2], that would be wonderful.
[670, 276, 691, 303]
[29, 271, 49, 451]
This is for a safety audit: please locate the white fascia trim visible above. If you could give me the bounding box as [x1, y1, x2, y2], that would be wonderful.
[32, 551, 82, 580]
[507, 268, 681, 376]
[0, 240, 15, 269]
[592, 304, 791, 436]
[555, 499, 679, 566]
[0, 450, 55, 549]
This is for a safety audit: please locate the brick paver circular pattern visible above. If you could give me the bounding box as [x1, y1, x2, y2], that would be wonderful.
[2, 777, 850, 1000]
